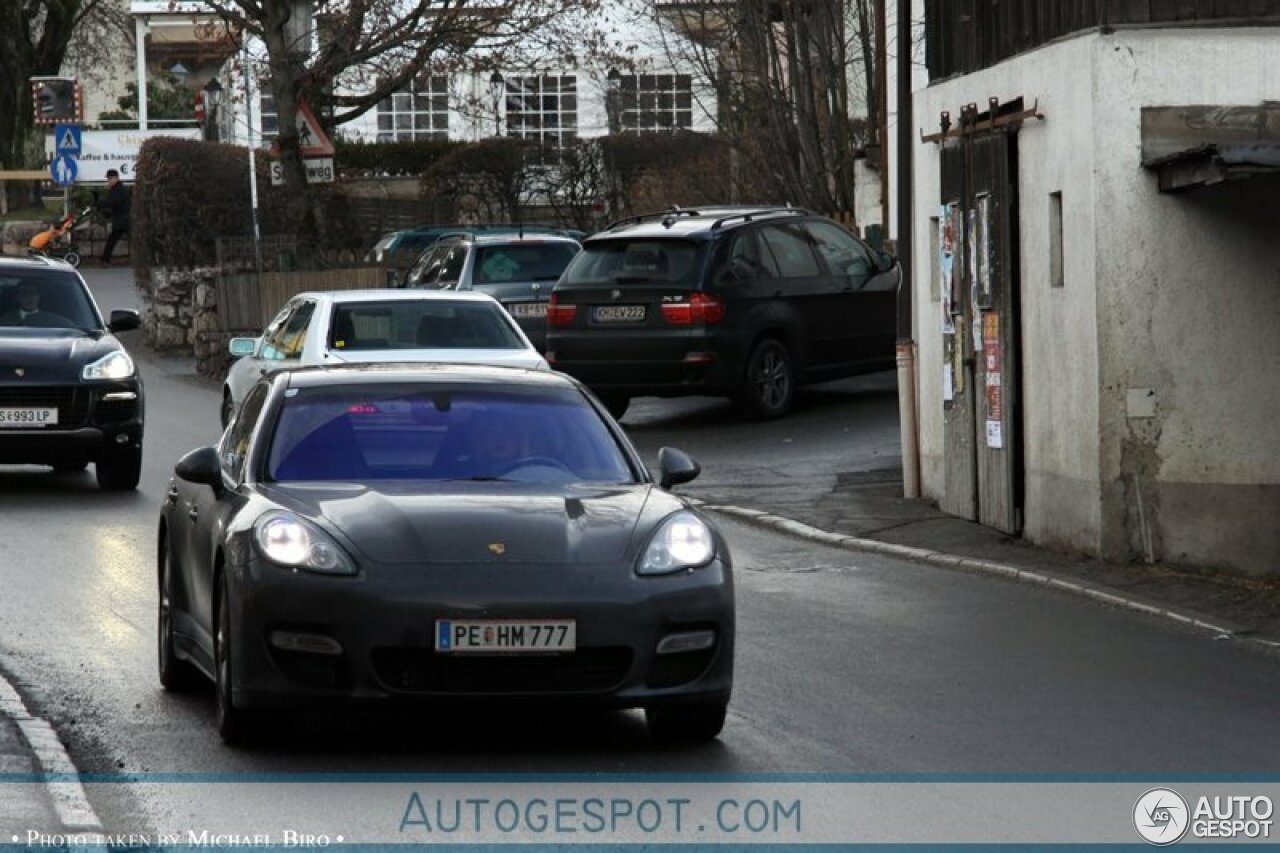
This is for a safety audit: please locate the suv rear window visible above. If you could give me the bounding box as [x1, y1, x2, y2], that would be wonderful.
[474, 243, 579, 284]
[561, 240, 704, 287]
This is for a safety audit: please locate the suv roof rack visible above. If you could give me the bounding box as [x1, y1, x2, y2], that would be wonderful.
[604, 206, 705, 231]
[709, 207, 809, 230]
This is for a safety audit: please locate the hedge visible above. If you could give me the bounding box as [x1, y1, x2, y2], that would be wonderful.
[132, 137, 362, 273]
[334, 138, 462, 176]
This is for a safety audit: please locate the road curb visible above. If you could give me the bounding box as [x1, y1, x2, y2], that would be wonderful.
[699, 502, 1279, 653]
[0, 671, 102, 832]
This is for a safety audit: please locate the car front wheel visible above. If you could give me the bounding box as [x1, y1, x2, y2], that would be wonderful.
[220, 391, 235, 429]
[96, 447, 141, 490]
[215, 578, 257, 746]
[645, 700, 728, 742]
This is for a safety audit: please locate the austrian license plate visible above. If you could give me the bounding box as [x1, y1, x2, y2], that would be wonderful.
[592, 305, 646, 324]
[0, 408, 58, 428]
[436, 619, 576, 653]
[509, 302, 548, 319]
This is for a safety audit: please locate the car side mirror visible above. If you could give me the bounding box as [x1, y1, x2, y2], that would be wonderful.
[228, 337, 258, 358]
[175, 446, 223, 491]
[876, 250, 897, 273]
[657, 446, 700, 489]
[107, 309, 140, 333]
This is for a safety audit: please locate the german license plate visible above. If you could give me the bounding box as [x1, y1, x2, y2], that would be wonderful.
[0, 408, 58, 428]
[509, 302, 548, 319]
[436, 619, 576, 653]
[592, 305, 646, 323]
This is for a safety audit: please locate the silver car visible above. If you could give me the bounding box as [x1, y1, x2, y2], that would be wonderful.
[404, 234, 581, 351]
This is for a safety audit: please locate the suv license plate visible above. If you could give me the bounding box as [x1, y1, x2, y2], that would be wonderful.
[0, 408, 58, 428]
[436, 619, 576, 653]
[509, 302, 548, 319]
[592, 305, 646, 323]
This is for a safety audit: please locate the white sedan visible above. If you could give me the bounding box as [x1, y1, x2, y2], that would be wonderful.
[221, 289, 549, 426]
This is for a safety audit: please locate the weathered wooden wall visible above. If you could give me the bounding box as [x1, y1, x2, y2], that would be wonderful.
[925, 0, 1280, 79]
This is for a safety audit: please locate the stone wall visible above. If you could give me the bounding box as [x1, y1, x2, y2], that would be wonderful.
[136, 266, 245, 378]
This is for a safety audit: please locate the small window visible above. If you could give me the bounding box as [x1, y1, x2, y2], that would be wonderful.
[759, 225, 821, 278]
[220, 383, 269, 482]
[803, 221, 874, 288]
[1049, 191, 1064, 288]
[437, 248, 468, 285]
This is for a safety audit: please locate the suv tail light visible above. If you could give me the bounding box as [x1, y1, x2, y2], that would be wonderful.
[661, 293, 725, 326]
[547, 294, 578, 327]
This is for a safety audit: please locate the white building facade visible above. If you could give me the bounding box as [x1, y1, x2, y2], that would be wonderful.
[905, 9, 1280, 575]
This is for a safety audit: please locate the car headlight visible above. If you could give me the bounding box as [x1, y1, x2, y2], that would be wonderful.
[638, 511, 716, 575]
[254, 511, 356, 575]
[82, 350, 135, 381]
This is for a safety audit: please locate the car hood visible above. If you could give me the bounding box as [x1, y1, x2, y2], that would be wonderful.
[0, 330, 120, 383]
[255, 481, 682, 565]
[324, 348, 548, 370]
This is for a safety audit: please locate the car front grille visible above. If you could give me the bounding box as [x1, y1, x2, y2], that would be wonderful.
[371, 647, 633, 695]
[0, 386, 88, 428]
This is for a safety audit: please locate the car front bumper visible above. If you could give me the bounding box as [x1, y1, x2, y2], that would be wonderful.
[0, 381, 143, 465]
[227, 554, 734, 711]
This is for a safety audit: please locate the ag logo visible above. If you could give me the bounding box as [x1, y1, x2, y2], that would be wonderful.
[1134, 788, 1190, 846]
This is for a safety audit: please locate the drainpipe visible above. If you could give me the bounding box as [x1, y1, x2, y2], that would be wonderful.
[895, 0, 920, 499]
[136, 16, 150, 131]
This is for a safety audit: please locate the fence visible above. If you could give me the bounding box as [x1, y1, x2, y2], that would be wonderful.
[216, 267, 390, 332]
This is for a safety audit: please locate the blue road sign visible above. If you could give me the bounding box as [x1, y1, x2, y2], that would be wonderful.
[54, 123, 81, 155]
[50, 154, 78, 186]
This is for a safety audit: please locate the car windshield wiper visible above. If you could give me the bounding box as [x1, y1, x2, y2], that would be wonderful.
[445, 476, 517, 483]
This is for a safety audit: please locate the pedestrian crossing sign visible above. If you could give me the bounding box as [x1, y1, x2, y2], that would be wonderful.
[54, 123, 81, 155]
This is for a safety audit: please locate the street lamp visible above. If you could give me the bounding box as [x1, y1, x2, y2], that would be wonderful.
[487, 71, 504, 137]
[605, 67, 622, 134]
[203, 77, 223, 143]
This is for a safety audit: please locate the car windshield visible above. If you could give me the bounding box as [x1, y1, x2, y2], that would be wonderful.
[328, 300, 526, 351]
[560, 239, 704, 286]
[267, 385, 636, 484]
[473, 243, 580, 284]
[0, 269, 100, 331]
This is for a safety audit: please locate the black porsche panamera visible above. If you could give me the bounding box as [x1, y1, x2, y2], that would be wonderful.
[159, 363, 734, 744]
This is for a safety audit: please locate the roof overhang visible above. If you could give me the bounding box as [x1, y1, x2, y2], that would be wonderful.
[1141, 105, 1280, 193]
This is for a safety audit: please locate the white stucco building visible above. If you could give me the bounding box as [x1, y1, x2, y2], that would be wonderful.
[899, 4, 1280, 575]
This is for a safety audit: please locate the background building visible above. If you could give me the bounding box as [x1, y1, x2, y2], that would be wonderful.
[904, 2, 1280, 574]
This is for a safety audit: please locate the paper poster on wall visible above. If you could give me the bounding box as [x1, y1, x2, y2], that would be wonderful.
[983, 313, 1003, 448]
[986, 421, 1004, 449]
[950, 204, 964, 324]
[968, 209, 984, 356]
[942, 332, 955, 406]
[939, 205, 956, 333]
[976, 194, 993, 309]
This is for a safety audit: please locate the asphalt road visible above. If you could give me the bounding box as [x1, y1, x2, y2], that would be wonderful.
[1, 269, 1278, 834]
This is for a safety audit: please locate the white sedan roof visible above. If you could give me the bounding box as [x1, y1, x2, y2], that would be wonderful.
[297, 289, 501, 305]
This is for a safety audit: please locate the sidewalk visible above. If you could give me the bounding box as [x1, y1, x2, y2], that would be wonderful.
[0, 677, 64, 839]
[694, 472, 1280, 646]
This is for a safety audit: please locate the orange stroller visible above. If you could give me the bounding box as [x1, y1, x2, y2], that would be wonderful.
[28, 206, 93, 268]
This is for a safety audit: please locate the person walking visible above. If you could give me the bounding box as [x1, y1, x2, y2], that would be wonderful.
[95, 169, 131, 265]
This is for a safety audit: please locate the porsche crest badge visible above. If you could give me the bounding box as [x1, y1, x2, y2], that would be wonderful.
[488, 543, 506, 556]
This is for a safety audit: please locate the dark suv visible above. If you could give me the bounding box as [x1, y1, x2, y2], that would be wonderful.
[404, 233, 581, 351]
[0, 256, 144, 489]
[545, 207, 899, 419]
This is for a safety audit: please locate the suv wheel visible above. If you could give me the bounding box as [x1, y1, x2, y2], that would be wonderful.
[220, 391, 235, 428]
[736, 339, 794, 419]
[598, 394, 630, 421]
[96, 447, 142, 490]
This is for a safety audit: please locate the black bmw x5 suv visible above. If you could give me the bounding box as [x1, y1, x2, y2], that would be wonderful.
[546, 207, 900, 419]
[0, 256, 144, 489]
